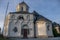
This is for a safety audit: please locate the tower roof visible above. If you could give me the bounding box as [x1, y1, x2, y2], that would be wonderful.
[33, 11, 52, 22]
[16, 1, 29, 12]
[19, 1, 29, 8]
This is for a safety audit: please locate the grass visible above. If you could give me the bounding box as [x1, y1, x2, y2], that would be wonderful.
[0, 35, 8, 40]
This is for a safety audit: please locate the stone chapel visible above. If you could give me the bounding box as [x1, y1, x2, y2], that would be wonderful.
[3, 1, 53, 38]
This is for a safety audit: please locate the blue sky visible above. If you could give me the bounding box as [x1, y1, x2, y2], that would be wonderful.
[0, 0, 60, 29]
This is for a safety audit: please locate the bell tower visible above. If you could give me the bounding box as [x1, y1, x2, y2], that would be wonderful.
[16, 1, 29, 12]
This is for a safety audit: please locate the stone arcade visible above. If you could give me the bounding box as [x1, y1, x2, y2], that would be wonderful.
[3, 2, 53, 38]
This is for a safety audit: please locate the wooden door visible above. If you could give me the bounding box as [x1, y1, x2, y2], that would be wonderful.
[23, 29, 28, 38]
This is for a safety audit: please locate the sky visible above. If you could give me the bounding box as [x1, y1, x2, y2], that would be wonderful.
[0, 0, 60, 30]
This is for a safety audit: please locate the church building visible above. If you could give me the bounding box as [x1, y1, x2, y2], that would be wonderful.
[3, 2, 53, 38]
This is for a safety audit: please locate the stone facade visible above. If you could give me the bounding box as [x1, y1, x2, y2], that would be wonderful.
[8, 12, 34, 38]
[36, 17, 53, 37]
[3, 1, 53, 38]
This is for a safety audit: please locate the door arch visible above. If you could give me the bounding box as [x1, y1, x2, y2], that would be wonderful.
[21, 24, 29, 38]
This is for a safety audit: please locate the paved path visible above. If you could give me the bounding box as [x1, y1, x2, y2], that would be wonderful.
[9, 37, 60, 40]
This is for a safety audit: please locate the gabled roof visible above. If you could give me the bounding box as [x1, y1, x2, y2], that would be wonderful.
[52, 22, 60, 27]
[33, 11, 52, 22]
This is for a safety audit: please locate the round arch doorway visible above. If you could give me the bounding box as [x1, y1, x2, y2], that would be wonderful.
[21, 24, 29, 38]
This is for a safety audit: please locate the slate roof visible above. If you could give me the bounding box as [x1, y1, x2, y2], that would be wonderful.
[33, 11, 52, 22]
[52, 22, 60, 27]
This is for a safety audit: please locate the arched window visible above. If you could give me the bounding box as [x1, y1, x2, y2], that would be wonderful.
[13, 27, 18, 32]
[59, 26, 60, 32]
[18, 16, 24, 20]
[11, 14, 15, 19]
[47, 25, 50, 30]
[22, 24, 28, 28]
[21, 6, 23, 11]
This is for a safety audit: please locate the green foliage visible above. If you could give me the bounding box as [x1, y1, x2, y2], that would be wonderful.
[0, 35, 8, 40]
[52, 27, 60, 37]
